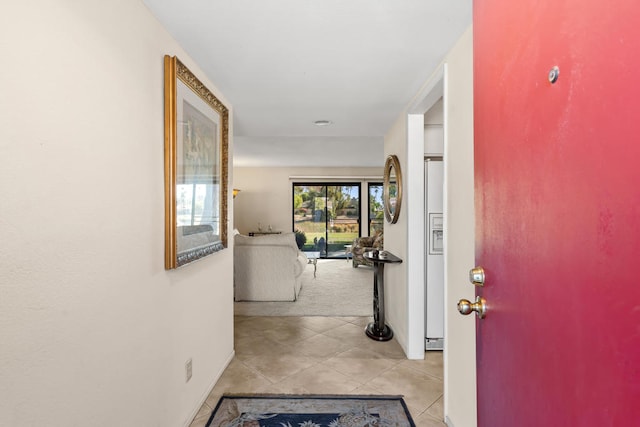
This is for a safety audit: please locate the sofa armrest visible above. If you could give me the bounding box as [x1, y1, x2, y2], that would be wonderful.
[294, 251, 308, 277]
[234, 233, 306, 302]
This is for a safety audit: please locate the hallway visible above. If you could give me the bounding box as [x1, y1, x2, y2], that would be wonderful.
[190, 316, 445, 426]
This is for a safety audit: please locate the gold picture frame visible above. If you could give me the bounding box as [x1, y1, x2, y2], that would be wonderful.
[383, 155, 403, 224]
[164, 55, 229, 269]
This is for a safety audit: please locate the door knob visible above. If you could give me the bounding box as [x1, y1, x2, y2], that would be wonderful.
[469, 266, 485, 287]
[458, 296, 488, 319]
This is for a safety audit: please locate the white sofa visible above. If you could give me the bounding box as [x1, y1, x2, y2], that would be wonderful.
[234, 232, 308, 301]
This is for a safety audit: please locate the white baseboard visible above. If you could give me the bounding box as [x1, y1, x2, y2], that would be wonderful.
[183, 350, 235, 427]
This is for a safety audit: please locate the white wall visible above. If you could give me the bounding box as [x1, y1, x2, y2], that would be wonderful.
[0, 2, 234, 426]
[442, 27, 476, 427]
[383, 116, 411, 353]
[233, 167, 382, 235]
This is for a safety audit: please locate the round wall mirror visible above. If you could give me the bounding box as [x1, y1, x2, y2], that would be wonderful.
[383, 155, 403, 224]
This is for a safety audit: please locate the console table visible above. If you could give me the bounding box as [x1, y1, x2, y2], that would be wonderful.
[363, 250, 403, 341]
[303, 251, 320, 278]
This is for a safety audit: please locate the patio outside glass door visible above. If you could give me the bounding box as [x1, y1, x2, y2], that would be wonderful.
[293, 183, 360, 258]
[326, 184, 360, 257]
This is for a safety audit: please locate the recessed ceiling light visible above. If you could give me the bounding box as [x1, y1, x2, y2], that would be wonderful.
[314, 120, 333, 126]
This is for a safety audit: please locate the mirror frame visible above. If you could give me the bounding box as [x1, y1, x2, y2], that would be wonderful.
[383, 154, 403, 224]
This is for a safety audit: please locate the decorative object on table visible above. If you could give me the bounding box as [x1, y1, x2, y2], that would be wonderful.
[234, 233, 308, 301]
[248, 231, 282, 236]
[383, 154, 403, 224]
[163, 55, 229, 269]
[351, 231, 384, 268]
[363, 250, 403, 341]
[314, 236, 327, 256]
[205, 395, 415, 427]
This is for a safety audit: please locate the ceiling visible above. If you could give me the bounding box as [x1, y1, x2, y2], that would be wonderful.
[142, 0, 472, 167]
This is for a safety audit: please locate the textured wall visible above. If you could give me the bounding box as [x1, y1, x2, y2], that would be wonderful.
[382, 112, 410, 352]
[0, 1, 234, 426]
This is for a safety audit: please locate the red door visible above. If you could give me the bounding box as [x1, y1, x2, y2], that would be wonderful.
[474, 0, 640, 425]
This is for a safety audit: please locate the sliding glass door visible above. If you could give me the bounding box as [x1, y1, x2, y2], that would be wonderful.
[368, 183, 384, 235]
[293, 184, 326, 253]
[327, 184, 360, 257]
[293, 183, 361, 258]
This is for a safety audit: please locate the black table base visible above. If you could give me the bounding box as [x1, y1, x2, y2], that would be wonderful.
[363, 250, 403, 342]
[365, 322, 394, 341]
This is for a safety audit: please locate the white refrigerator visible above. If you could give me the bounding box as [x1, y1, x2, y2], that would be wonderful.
[425, 158, 444, 350]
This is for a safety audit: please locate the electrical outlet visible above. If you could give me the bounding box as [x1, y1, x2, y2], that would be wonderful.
[185, 358, 193, 382]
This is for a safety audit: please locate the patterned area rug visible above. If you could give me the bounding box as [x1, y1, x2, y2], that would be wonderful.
[206, 395, 415, 427]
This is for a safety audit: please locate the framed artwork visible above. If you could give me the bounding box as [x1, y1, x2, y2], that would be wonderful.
[164, 55, 229, 269]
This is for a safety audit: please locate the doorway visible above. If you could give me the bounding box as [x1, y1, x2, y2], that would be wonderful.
[405, 32, 476, 425]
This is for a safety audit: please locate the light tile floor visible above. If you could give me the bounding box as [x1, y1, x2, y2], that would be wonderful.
[190, 316, 446, 427]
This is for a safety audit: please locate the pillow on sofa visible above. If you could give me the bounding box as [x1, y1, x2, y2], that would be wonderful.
[373, 233, 384, 249]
